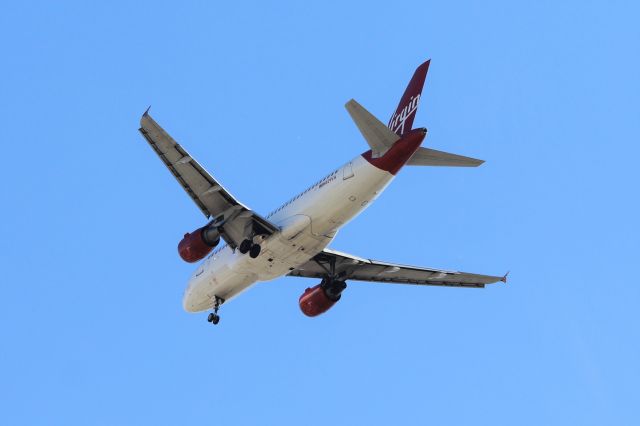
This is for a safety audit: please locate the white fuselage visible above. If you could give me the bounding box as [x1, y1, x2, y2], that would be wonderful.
[182, 154, 394, 312]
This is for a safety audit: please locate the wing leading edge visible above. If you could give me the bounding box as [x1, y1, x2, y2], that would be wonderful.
[289, 248, 505, 288]
[138, 110, 278, 249]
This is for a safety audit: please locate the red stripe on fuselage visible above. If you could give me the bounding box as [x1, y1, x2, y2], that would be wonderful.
[361, 128, 426, 175]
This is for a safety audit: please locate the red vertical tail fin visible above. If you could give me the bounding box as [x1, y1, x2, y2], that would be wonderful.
[388, 59, 430, 136]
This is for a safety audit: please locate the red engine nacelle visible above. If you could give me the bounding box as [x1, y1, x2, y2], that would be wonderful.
[177, 225, 220, 263]
[299, 280, 347, 317]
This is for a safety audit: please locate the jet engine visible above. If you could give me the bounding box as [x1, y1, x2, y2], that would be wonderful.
[178, 224, 220, 263]
[299, 279, 347, 317]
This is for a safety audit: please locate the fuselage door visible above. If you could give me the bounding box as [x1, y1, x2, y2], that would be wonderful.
[343, 161, 354, 180]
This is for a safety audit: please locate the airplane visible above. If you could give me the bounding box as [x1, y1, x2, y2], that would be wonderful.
[138, 59, 505, 325]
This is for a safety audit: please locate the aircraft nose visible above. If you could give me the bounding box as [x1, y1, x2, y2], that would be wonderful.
[182, 288, 191, 311]
[182, 277, 199, 312]
[182, 289, 200, 313]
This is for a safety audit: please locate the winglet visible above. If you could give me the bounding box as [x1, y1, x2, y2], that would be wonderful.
[140, 106, 153, 130]
[500, 271, 510, 283]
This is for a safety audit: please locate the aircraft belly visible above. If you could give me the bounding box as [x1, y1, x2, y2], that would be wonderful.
[255, 223, 333, 281]
[183, 156, 393, 313]
[184, 224, 333, 312]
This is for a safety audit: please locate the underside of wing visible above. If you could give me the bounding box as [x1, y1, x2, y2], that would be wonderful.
[139, 111, 244, 218]
[139, 110, 278, 249]
[289, 248, 505, 288]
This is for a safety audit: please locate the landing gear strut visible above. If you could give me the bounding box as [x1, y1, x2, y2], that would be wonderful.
[206, 295, 225, 325]
[321, 278, 347, 301]
[313, 253, 348, 299]
[239, 238, 262, 259]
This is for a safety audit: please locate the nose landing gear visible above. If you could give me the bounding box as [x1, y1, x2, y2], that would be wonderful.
[207, 312, 220, 325]
[206, 295, 225, 325]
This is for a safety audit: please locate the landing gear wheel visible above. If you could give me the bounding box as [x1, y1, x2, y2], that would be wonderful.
[239, 239, 252, 254]
[249, 244, 261, 258]
[206, 295, 224, 325]
[207, 313, 220, 324]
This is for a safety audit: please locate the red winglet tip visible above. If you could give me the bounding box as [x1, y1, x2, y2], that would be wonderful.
[501, 271, 510, 283]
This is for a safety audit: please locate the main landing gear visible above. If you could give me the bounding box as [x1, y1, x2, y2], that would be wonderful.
[239, 239, 262, 258]
[207, 296, 225, 325]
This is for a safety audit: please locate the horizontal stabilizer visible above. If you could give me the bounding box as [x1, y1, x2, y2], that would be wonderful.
[407, 147, 484, 167]
[346, 99, 400, 157]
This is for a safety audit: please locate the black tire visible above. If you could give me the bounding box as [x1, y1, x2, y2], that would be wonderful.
[249, 244, 261, 258]
[211, 314, 220, 325]
[239, 239, 252, 254]
[207, 313, 214, 323]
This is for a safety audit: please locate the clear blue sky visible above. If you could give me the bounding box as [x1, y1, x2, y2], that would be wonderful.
[1, 1, 639, 425]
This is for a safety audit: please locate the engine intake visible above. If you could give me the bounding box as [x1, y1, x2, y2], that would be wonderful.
[299, 279, 347, 317]
[178, 225, 220, 263]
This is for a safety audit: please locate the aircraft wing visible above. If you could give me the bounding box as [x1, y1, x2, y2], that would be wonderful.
[139, 110, 278, 249]
[288, 248, 505, 288]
